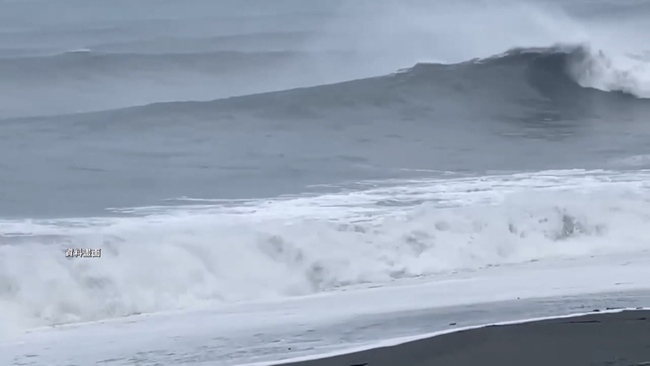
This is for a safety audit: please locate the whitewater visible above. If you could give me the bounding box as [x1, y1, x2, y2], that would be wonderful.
[1, 0, 650, 365]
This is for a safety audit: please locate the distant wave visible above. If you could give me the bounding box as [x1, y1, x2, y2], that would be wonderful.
[162, 44, 650, 113]
[89, 31, 316, 54]
[0, 30, 316, 59]
[0, 50, 303, 83]
[70, 43, 647, 124]
[3, 43, 649, 129]
[5, 43, 646, 95]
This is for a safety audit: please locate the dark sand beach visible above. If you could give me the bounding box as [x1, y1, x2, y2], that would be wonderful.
[280, 310, 650, 366]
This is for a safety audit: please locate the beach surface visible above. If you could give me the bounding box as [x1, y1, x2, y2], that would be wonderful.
[278, 310, 650, 366]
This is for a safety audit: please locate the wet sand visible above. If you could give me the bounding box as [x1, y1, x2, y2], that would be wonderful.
[278, 310, 650, 366]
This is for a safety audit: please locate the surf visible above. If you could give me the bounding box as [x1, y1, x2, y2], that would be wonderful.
[2, 170, 650, 330]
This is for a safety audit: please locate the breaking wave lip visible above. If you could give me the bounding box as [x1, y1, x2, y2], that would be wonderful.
[402, 43, 650, 98]
[502, 44, 650, 97]
[1, 170, 650, 330]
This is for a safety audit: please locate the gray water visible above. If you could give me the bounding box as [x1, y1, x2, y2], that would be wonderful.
[1, 0, 650, 218]
[2, 0, 650, 348]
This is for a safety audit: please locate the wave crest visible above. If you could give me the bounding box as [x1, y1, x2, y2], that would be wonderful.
[441, 44, 650, 98]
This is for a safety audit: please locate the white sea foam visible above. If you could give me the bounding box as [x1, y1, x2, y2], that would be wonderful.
[568, 48, 650, 97]
[3, 253, 649, 365]
[1, 170, 650, 330]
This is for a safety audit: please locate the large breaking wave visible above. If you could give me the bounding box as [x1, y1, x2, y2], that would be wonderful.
[1, 170, 650, 330]
[66, 44, 650, 130]
[3, 40, 650, 119]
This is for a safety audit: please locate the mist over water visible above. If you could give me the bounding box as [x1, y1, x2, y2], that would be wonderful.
[2, 0, 650, 332]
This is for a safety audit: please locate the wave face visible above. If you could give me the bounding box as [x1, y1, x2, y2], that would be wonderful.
[1, 171, 650, 329]
[226, 44, 650, 113]
[2, 44, 648, 118]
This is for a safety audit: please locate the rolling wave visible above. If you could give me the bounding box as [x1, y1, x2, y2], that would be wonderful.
[2, 42, 648, 120]
[402, 44, 650, 100]
[144, 44, 650, 114]
[58, 44, 648, 122]
[0, 50, 304, 83]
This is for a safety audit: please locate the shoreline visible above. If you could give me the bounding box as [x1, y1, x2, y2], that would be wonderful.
[274, 309, 650, 366]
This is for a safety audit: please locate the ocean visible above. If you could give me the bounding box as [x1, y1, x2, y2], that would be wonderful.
[1, 0, 650, 364]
